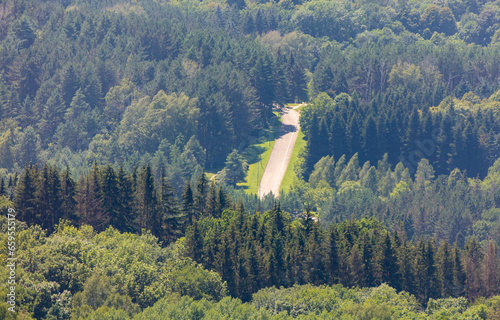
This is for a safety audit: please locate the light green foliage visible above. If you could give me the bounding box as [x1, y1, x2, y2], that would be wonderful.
[118, 91, 200, 154]
[300, 93, 334, 137]
[388, 62, 424, 92]
[0, 221, 226, 318]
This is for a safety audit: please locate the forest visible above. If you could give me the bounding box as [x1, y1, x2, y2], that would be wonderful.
[3, 0, 500, 318]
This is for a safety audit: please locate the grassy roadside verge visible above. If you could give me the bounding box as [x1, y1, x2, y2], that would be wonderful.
[279, 126, 306, 194]
[280, 105, 306, 194]
[237, 112, 282, 194]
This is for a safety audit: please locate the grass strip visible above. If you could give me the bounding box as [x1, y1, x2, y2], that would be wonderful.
[237, 112, 282, 194]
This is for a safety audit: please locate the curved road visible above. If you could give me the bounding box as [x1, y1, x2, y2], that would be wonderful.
[258, 106, 300, 199]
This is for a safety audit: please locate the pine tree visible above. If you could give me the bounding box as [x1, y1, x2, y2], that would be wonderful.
[222, 149, 248, 186]
[117, 166, 135, 232]
[181, 182, 195, 226]
[100, 165, 120, 230]
[194, 171, 208, 219]
[330, 115, 348, 161]
[328, 227, 340, 284]
[398, 239, 415, 294]
[436, 114, 453, 175]
[216, 186, 229, 218]
[206, 182, 218, 218]
[250, 55, 275, 123]
[274, 52, 289, 103]
[47, 165, 63, 231]
[78, 163, 106, 231]
[14, 164, 38, 225]
[362, 115, 379, 165]
[347, 115, 362, 160]
[136, 164, 158, 235]
[288, 55, 308, 103]
[438, 240, 454, 297]
[402, 108, 420, 158]
[360, 234, 375, 287]
[379, 232, 400, 290]
[34, 164, 51, 228]
[0, 177, 5, 196]
[452, 243, 466, 297]
[185, 222, 203, 263]
[159, 167, 182, 244]
[348, 244, 363, 287]
[60, 166, 77, 223]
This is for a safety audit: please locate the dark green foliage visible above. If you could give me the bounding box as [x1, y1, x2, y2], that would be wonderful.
[220, 149, 248, 186]
[183, 207, 500, 305]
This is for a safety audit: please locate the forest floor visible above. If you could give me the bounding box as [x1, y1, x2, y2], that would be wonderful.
[258, 105, 302, 198]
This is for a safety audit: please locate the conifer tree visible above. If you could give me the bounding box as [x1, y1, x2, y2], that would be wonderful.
[348, 244, 363, 287]
[402, 108, 420, 158]
[181, 182, 195, 226]
[398, 239, 415, 294]
[452, 243, 466, 297]
[47, 165, 63, 231]
[60, 166, 77, 223]
[136, 164, 157, 234]
[438, 240, 454, 297]
[15, 164, 38, 225]
[100, 165, 120, 230]
[194, 171, 208, 219]
[159, 167, 181, 243]
[185, 222, 203, 263]
[0, 177, 5, 196]
[79, 163, 106, 231]
[328, 227, 340, 284]
[117, 166, 135, 232]
[362, 115, 379, 164]
[35, 164, 51, 228]
[330, 115, 348, 161]
[379, 232, 400, 290]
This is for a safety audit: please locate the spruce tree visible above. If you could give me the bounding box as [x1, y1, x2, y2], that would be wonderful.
[452, 243, 466, 297]
[100, 165, 120, 231]
[117, 166, 135, 232]
[159, 167, 181, 243]
[181, 182, 195, 226]
[194, 171, 208, 219]
[438, 240, 454, 297]
[379, 232, 400, 290]
[35, 164, 51, 229]
[136, 164, 157, 234]
[362, 115, 379, 165]
[60, 166, 77, 223]
[14, 164, 38, 225]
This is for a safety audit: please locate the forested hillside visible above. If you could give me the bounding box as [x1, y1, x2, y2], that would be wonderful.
[4, 0, 500, 318]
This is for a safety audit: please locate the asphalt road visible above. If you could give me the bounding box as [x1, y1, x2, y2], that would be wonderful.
[258, 106, 300, 199]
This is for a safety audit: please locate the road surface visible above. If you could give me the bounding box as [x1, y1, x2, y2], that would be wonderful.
[258, 106, 300, 198]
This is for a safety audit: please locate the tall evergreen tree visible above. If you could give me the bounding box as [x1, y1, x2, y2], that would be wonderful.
[100, 165, 120, 229]
[194, 171, 208, 219]
[181, 182, 195, 226]
[14, 164, 38, 225]
[438, 240, 454, 297]
[136, 164, 157, 234]
[60, 166, 77, 223]
[159, 167, 182, 244]
[117, 166, 135, 232]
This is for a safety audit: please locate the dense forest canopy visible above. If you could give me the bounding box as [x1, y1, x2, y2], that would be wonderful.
[3, 0, 500, 318]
